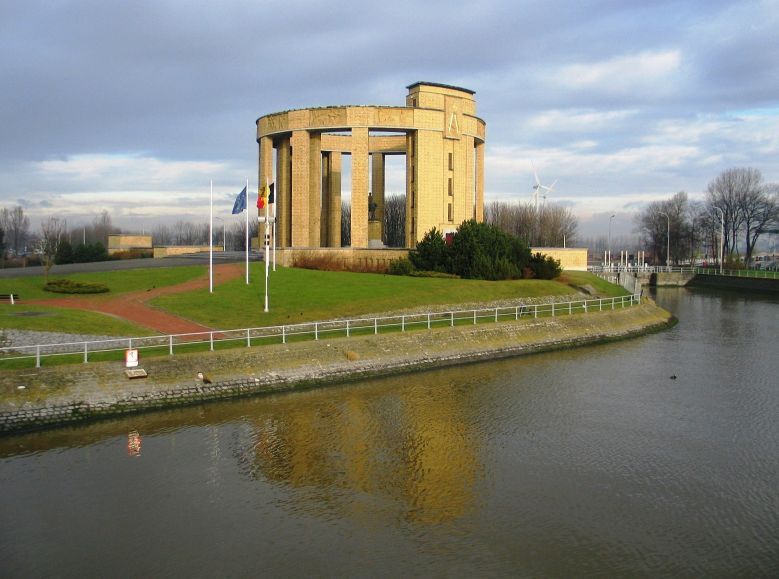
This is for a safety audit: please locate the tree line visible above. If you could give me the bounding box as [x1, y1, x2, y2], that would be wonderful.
[635, 167, 778, 266]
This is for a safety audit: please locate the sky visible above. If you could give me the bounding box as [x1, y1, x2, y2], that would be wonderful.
[1, 0, 778, 239]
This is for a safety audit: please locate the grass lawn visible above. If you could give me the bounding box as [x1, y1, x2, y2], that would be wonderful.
[0, 305, 150, 336]
[0, 265, 206, 301]
[152, 266, 625, 329]
[558, 270, 630, 298]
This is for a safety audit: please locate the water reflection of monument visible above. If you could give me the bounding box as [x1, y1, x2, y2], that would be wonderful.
[246, 385, 481, 524]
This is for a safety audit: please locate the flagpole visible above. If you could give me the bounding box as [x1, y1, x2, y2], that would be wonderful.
[272, 193, 277, 271]
[209, 180, 213, 294]
[264, 178, 270, 312]
[245, 177, 249, 284]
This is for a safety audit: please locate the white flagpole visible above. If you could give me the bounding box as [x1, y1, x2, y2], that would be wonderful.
[245, 178, 249, 284]
[272, 189, 277, 271]
[209, 180, 213, 294]
[264, 178, 270, 312]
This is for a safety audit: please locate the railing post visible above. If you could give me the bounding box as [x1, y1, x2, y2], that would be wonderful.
[315, 323, 318, 341]
[282, 325, 286, 344]
[84, 342, 88, 364]
[36, 345, 40, 368]
[210, 332, 214, 351]
[129, 338, 133, 349]
[427, 313, 431, 330]
[515, 306, 519, 320]
[402, 315, 405, 332]
[374, 318, 378, 335]
[247, 329, 251, 347]
[473, 310, 477, 324]
[583, 301, 588, 313]
[534, 305, 538, 318]
[569, 302, 572, 315]
[551, 303, 555, 317]
[612, 298, 615, 310]
[451, 312, 454, 327]
[346, 320, 350, 337]
[169, 335, 173, 356]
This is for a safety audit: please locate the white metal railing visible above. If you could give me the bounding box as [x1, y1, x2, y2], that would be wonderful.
[0, 294, 642, 368]
[589, 265, 779, 279]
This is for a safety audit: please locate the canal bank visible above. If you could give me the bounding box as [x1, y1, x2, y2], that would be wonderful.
[0, 300, 673, 434]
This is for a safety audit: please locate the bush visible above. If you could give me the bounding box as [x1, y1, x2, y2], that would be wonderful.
[409, 228, 450, 272]
[388, 257, 414, 276]
[44, 279, 110, 294]
[55, 240, 74, 264]
[72, 242, 109, 263]
[530, 252, 562, 279]
[111, 249, 153, 260]
[450, 220, 530, 280]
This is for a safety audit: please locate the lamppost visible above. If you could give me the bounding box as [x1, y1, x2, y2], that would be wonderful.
[713, 206, 724, 274]
[659, 211, 670, 269]
[608, 213, 616, 269]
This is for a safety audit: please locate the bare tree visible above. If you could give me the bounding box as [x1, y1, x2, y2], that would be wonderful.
[341, 201, 351, 247]
[635, 192, 690, 265]
[152, 223, 172, 246]
[383, 194, 406, 247]
[740, 182, 778, 265]
[2, 206, 30, 255]
[91, 210, 118, 247]
[38, 216, 67, 281]
[705, 168, 759, 258]
[486, 201, 577, 247]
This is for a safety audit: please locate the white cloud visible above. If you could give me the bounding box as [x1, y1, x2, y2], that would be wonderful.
[524, 109, 638, 132]
[553, 50, 682, 93]
[37, 154, 227, 190]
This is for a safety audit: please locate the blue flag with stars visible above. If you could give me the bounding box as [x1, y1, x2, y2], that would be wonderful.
[231, 186, 247, 214]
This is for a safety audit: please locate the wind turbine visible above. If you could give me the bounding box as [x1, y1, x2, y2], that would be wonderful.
[531, 161, 557, 211]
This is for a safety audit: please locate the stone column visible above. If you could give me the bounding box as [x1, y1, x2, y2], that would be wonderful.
[351, 127, 369, 248]
[328, 152, 342, 247]
[259, 136, 274, 247]
[308, 132, 322, 247]
[320, 153, 330, 247]
[465, 136, 475, 222]
[405, 131, 416, 248]
[475, 140, 485, 222]
[370, 152, 385, 246]
[290, 130, 310, 247]
[276, 136, 291, 247]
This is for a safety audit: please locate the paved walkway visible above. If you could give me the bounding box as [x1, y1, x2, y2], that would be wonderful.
[28, 263, 244, 335]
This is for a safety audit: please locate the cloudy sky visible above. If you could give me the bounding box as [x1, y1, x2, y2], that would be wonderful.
[1, 0, 777, 238]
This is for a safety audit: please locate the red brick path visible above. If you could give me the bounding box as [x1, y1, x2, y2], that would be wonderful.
[30, 263, 245, 335]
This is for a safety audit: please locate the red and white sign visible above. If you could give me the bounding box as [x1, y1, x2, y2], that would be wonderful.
[125, 348, 139, 368]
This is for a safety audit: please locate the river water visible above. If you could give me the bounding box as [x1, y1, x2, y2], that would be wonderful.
[1, 288, 777, 577]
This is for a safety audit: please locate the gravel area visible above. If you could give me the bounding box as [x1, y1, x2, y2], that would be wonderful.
[0, 330, 132, 354]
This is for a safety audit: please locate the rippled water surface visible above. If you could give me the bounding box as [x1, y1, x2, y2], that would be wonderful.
[1, 288, 777, 577]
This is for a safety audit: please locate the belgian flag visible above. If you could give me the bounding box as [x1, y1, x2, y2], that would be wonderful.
[257, 182, 275, 209]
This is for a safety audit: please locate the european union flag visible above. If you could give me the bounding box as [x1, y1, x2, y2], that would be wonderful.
[231, 186, 247, 214]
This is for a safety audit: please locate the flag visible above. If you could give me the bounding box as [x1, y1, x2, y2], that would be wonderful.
[268, 183, 275, 204]
[257, 182, 267, 209]
[231, 186, 247, 214]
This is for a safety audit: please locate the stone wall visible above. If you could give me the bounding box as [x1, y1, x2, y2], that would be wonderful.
[153, 246, 223, 258]
[276, 247, 409, 272]
[531, 247, 588, 271]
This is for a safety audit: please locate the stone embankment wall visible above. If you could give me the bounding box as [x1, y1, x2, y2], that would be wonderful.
[0, 301, 673, 434]
[687, 275, 778, 293]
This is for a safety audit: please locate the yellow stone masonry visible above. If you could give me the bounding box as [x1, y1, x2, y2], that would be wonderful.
[256, 82, 486, 250]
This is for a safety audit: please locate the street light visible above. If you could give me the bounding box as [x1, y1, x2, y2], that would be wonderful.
[713, 206, 724, 274]
[659, 211, 670, 268]
[608, 213, 616, 268]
